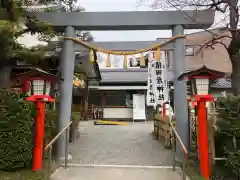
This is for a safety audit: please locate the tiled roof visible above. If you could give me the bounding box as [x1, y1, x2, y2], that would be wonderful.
[100, 68, 174, 83]
[210, 78, 231, 89]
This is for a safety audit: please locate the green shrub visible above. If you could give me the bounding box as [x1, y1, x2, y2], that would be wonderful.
[215, 95, 240, 178]
[71, 104, 80, 112]
[43, 109, 58, 159]
[44, 109, 58, 144]
[0, 90, 34, 170]
[0, 90, 59, 171]
[0, 89, 80, 171]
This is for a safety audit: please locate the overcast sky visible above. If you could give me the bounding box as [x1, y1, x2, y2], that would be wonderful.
[78, 0, 172, 41]
[78, 0, 192, 41]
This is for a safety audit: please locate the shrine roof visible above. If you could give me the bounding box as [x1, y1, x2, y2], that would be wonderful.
[210, 78, 231, 89]
[100, 68, 174, 83]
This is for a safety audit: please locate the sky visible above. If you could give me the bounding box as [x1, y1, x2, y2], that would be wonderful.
[74, 0, 224, 41]
[78, 0, 173, 41]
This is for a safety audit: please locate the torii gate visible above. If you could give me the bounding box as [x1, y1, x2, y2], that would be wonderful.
[29, 10, 214, 160]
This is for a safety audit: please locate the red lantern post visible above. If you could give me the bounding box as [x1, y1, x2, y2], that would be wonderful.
[192, 94, 213, 179]
[22, 69, 59, 171]
[178, 66, 224, 179]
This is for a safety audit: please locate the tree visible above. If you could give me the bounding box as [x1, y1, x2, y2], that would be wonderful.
[0, 0, 54, 89]
[0, 0, 93, 89]
[215, 95, 240, 178]
[141, 0, 240, 95]
[57, 0, 93, 41]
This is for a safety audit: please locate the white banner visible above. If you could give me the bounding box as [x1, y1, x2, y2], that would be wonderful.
[148, 51, 169, 106]
[146, 59, 155, 106]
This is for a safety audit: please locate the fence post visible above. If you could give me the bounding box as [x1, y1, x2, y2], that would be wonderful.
[172, 133, 176, 172]
[64, 128, 69, 169]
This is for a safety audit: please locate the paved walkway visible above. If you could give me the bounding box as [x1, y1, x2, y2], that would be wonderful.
[52, 121, 185, 180]
[52, 166, 183, 180]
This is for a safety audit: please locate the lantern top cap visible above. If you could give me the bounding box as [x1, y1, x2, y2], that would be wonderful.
[178, 65, 225, 81]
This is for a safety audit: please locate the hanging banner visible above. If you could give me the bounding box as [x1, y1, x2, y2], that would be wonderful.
[146, 59, 155, 106]
[148, 51, 169, 106]
[155, 60, 165, 105]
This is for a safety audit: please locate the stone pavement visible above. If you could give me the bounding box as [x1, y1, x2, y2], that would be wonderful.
[52, 121, 185, 180]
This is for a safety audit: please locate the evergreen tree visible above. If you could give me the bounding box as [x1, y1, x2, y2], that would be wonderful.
[216, 95, 240, 178]
[0, 0, 55, 89]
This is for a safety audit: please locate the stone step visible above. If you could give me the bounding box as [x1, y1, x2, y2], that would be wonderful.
[51, 165, 189, 180]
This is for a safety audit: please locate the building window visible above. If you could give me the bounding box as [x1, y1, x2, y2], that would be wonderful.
[185, 46, 195, 56]
[104, 91, 126, 107]
[125, 91, 137, 107]
[128, 57, 140, 68]
[128, 53, 149, 68]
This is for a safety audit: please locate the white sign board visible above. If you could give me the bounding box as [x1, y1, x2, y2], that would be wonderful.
[133, 94, 146, 122]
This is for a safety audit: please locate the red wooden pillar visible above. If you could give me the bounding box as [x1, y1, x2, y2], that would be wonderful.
[32, 101, 45, 171]
[197, 98, 210, 179]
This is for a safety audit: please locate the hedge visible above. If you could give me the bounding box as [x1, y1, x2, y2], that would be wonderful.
[0, 90, 58, 171]
[0, 90, 34, 170]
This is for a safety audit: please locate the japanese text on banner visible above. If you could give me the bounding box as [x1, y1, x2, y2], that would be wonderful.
[147, 60, 155, 106]
[148, 51, 169, 106]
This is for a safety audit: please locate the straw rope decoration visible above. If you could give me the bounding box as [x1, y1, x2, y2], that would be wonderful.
[64, 35, 185, 68]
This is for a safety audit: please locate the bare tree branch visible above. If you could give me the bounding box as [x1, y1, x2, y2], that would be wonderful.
[195, 35, 232, 53]
[146, 0, 240, 94]
[189, 0, 229, 13]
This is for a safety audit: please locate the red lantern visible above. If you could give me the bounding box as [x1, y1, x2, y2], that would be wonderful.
[178, 65, 224, 180]
[22, 68, 60, 171]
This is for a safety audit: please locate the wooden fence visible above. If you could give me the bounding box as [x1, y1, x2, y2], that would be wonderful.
[153, 102, 218, 166]
[153, 115, 176, 149]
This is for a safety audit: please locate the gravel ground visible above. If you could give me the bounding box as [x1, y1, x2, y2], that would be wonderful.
[68, 121, 173, 166]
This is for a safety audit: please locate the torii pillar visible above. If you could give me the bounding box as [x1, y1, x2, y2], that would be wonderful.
[57, 26, 76, 160]
[172, 25, 189, 158]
